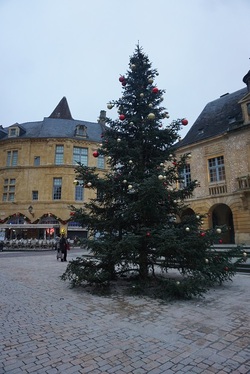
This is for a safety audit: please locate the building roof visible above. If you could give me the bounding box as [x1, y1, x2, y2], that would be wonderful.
[48, 96, 73, 119]
[0, 97, 106, 142]
[177, 87, 248, 148]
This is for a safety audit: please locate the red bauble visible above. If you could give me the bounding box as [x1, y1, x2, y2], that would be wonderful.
[119, 76, 125, 82]
[122, 80, 127, 86]
[200, 232, 206, 237]
[146, 232, 151, 237]
[224, 266, 229, 272]
[152, 87, 159, 93]
[219, 239, 223, 244]
[119, 114, 125, 121]
[93, 151, 99, 158]
[181, 118, 188, 126]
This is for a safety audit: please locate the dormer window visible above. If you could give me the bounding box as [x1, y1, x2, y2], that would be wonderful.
[247, 103, 250, 116]
[75, 124, 88, 138]
[8, 126, 19, 137]
[239, 92, 250, 124]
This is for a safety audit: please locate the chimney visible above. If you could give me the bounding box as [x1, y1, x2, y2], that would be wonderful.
[98, 110, 106, 125]
[243, 70, 250, 92]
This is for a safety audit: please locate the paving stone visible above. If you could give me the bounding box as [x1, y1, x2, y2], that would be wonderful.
[0, 249, 249, 374]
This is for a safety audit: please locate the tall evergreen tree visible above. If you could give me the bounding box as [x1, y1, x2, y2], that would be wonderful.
[62, 45, 246, 299]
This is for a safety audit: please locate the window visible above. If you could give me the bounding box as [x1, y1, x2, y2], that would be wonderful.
[208, 156, 225, 182]
[8, 126, 20, 137]
[32, 190, 38, 200]
[7, 150, 18, 166]
[247, 103, 250, 116]
[68, 221, 82, 227]
[73, 147, 88, 165]
[97, 154, 105, 169]
[180, 164, 191, 188]
[55, 145, 64, 165]
[53, 178, 62, 200]
[75, 124, 88, 138]
[2, 178, 16, 201]
[75, 182, 84, 201]
[96, 188, 105, 201]
[10, 128, 17, 137]
[34, 156, 40, 166]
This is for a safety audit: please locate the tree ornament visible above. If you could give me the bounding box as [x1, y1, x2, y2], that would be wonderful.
[131, 64, 136, 70]
[117, 138, 121, 142]
[148, 77, 153, 84]
[140, 93, 144, 97]
[148, 103, 153, 108]
[87, 182, 92, 187]
[219, 239, 223, 244]
[200, 231, 205, 237]
[152, 87, 159, 93]
[93, 151, 99, 158]
[122, 180, 127, 184]
[216, 228, 222, 234]
[128, 160, 133, 164]
[146, 232, 151, 237]
[119, 76, 125, 82]
[119, 114, 125, 121]
[129, 121, 134, 125]
[107, 103, 113, 109]
[185, 227, 190, 232]
[122, 81, 127, 86]
[128, 184, 133, 190]
[224, 266, 229, 272]
[176, 281, 180, 285]
[158, 175, 164, 180]
[243, 252, 247, 257]
[160, 163, 164, 167]
[205, 258, 209, 264]
[147, 113, 155, 120]
[181, 118, 188, 126]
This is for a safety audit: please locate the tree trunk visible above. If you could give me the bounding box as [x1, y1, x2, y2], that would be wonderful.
[138, 244, 148, 279]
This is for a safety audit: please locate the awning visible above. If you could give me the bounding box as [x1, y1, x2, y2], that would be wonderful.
[0, 224, 60, 229]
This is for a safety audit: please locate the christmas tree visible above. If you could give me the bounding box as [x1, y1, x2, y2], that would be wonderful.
[61, 45, 246, 299]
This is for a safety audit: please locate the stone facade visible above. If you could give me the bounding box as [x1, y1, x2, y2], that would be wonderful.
[175, 75, 250, 244]
[0, 98, 106, 240]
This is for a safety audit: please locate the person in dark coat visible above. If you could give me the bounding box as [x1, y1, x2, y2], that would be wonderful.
[59, 235, 67, 262]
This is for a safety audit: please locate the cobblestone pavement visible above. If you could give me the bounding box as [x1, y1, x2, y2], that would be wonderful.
[0, 249, 249, 374]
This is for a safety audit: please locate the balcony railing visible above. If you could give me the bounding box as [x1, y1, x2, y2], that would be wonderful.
[209, 183, 227, 196]
[237, 175, 250, 190]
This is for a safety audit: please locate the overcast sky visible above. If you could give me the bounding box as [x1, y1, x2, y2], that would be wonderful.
[0, 0, 249, 138]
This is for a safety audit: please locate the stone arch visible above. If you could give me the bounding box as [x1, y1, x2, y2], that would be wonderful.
[208, 203, 235, 244]
[181, 207, 195, 219]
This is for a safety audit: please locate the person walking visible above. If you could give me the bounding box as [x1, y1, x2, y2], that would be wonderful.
[59, 235, 67, 262]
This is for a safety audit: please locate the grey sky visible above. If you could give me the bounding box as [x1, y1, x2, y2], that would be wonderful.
[0, 0, 249, 138]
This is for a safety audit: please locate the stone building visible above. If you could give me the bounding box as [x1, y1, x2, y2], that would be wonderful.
[176, 70, 250, 244]
[0, 97, 106, 241]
